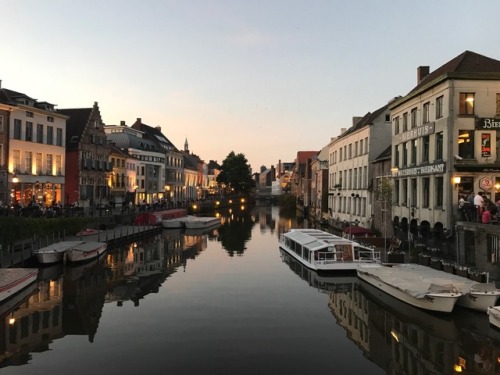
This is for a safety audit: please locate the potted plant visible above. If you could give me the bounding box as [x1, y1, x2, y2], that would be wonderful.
[441, 261, 456, 274]
[468, 269, 488, 283]
[430, 257, 443, 270]
[387, 251, 405, 263]
[418, 253, 431, 266]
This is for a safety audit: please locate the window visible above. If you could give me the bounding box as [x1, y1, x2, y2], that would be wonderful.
[423, 102, 430, 123]
[354, 141, 358, 157]
[14, 119, 21, 139]
[422, 177, 430, 208]
[459, 93, 475, 115]
[394, 116, 400, 134]
[411, 178, 417, 207]
[348, 144, 352, 159]
[56, 128, 63, 146]
[46, 154, 53, 175]
[26, 111, 33, 118]
[394, 179, 400, 205]
[47, 126, 53, 145]
[37, 124, 43, 143]
[402, 142, 408, 166]
[394, 145, 399, 167]
[25, 151, 32, 174]
[36, 153, 42, 174]
[26, 121, 33, 141]
[402, 112, 408, 132]
[56, 155, 62, 175]
[436, 96, 444, 118]
[410, 139, 417, 165]
[458, 130, 474, 159]
[435, 132, 443, 160]
[435, 177, 443, 206]
[47, 116, 54, 122]
[0, 115, 3, 132]
[402, 179, 408, 206]
[0, 144, 2, 166]
[360, 139, 364, 154]
[497, 93, 500, 116]
[410, 108, 417, 128]
[422, 135, 430, 163]
[365, 137, 368, 153]
[13, 150, 21, 172]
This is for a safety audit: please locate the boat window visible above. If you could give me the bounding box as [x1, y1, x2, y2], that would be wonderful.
[337, 245, 352, 261]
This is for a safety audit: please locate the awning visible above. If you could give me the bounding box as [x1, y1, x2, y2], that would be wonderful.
[343, 226, 374, 236]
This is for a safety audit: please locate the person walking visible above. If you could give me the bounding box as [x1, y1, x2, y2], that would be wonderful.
[474, 192, 484, 222]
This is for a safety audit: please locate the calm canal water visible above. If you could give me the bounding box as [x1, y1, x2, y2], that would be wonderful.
[1, 205, 499, 374]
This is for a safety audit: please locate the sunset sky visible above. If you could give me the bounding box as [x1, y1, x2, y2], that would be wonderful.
[2, 0, 500, 171]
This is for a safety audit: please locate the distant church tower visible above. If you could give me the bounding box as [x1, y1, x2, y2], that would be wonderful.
[184, 138, 189, 153]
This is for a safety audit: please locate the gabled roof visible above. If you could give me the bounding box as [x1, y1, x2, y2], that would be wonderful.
[59, 107, 93, 146]
[339, 104, 388, 139]
[106, 131, 159, 152]
[207, 160, 221, 171]
[183, 153, 199, 170]
[372, 145, 391, 163]
[411, 50, 500, 94]
[131, 119, 179, 152]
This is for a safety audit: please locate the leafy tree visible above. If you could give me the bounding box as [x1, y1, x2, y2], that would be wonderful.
[216, 151, 255, 195]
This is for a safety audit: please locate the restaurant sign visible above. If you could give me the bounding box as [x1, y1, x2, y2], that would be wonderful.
[476, 118, 500, 130]
[393, 162, 446, 177]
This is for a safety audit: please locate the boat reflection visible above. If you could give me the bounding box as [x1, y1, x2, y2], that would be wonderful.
[281, 248, 500, 374]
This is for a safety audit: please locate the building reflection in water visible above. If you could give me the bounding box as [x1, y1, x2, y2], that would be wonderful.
[0, 265, 64, 367]
[281, 246, 500, 374]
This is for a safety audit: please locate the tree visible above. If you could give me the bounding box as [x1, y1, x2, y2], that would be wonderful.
[216, 151, 255, 195]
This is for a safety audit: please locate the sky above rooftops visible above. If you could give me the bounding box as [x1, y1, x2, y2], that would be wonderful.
[2, 0, 500, 170]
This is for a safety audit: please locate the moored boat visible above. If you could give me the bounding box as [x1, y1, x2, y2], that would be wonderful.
[0, 268, 39, 303]
[65, 241, 107, 263]
[184, 216, 221, 229]
[279, 228, 380, 272]
[161, 215, 197, 229]
[357, 264, 462, 313]
[33, 241, 85, 264]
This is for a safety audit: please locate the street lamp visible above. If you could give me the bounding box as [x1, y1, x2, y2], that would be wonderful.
[11, 174, 19, 206]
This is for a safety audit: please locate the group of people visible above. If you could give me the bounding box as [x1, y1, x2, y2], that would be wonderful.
[459, 192, 500, 224]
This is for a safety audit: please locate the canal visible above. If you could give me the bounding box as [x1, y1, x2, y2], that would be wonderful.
[1, 205, 499, 374]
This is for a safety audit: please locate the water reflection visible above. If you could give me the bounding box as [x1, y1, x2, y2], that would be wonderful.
[217, 208, 255, 255]
[281, 247, 500, 375]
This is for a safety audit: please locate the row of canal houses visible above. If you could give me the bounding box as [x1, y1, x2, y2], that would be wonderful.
[0, 85, 221, 208]
[289, 50, 500, 277]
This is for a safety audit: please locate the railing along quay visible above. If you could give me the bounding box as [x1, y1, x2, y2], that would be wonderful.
[0, 224, 162, 267]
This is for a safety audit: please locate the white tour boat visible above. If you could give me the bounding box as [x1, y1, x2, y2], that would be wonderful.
[278, 229, 380, 272]
[0, 268, 39, 303]
[65, 241, 107, 263]
[33, 241, 85, 264]
[357, 264, 462, 313]
[184, 216, 221, 229]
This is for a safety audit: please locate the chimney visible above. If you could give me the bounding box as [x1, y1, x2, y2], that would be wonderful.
[120, 120, 125, 126]
[352, 117, 362, 126]
[417, 66, 430, 83]
[156, 126, 162, 131]
[340, 127, 347, 135]
[136, 118, 141, 123]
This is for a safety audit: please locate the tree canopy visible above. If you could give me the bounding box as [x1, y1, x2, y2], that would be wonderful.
[216, 151, 255, 195]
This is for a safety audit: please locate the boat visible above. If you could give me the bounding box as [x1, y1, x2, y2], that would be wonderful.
[278, 228, 381, 272]
[184, 216, 221, 229]
[76, 228, 100, 236]
[135, 208, 187, 226]
[357, 264, 462, 313]
[0, 268, 39, 303]
[488, 306, 500, 330]
[33, 241, 85, 264]
[161, 215, 197, 229]
[65, 241, 107, 263]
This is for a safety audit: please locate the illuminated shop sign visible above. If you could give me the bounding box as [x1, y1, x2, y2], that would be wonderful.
[393, 162, 446, 177]
[476, 118, 500, 130]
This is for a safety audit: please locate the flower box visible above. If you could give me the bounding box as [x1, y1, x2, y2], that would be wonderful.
[468, 273, 487, 283]
[442, 264, 455, 274]
[387, 253, 405, 263]
[419, 255, 431, 266]
[455, 268, 469, 278]
[430, 259, 442, 270]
